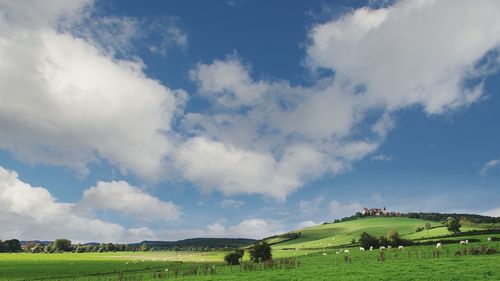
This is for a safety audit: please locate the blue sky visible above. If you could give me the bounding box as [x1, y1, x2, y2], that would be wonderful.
[0, 0, 499, 243]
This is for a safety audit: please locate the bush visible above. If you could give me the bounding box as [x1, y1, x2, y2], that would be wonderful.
[249, 241, 272, 263]
[359, 232, 379, 249]
[224, 249, 244, 265]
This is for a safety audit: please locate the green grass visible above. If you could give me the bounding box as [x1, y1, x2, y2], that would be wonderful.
[270, 217, 442, 249]
[3, 241, 497, 280]
[1, 218, 498, 280]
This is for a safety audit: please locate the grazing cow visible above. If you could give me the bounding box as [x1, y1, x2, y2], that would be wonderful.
[465, 240, 469, 244]
[369, 246, 373, 251]
[335, 251, 340, 254]
[380, 246, 386, 250]
[322, 253, 327, 256]
[359, 247, 365, 251]
[436, 243, 442, 248]
[344, 249, 350, 253]
[387, 245, 392, 249]
[398, 246, 404, 250]
[487, 237, 492, 242]
[460, 240, 466, 245]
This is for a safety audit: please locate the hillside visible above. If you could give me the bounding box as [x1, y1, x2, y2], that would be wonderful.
[266, 217, 486, 250]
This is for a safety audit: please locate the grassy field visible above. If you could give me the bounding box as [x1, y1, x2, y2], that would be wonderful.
[1, 241, 498, 280]
[270, 217, 442, 249]
[1, 217, 498, 280]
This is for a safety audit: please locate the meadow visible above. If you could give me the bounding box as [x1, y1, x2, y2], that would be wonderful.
[1, 217, 499, 280]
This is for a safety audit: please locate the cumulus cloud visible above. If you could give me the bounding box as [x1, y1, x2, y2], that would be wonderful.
[206, 218, 283, 239]
[81, 181, 181, 221]
[2, 0, 500, 202]
[0, 166, 159, 243]
[328, 200, 363, 219]
[307, 0, 500, 114]
[182, 0, 500, 199]
[479, 159, 500, 176]
[0, 0, 184, 180]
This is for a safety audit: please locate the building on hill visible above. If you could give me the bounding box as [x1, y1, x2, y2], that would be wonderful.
[361, 207, 404, 217]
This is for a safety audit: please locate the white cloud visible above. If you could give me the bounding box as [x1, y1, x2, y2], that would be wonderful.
[482, 207, 500, 218]
[328, 200, 363, 219]
[189, 56, 269, 107]
[298, 195, 324, 213]
[156, 218, 283, 241]
[296, 220, 317, 229]
[221, 199, 244, 208]
[182, 0, 500, 199]
[479, 159, 500, 176]
[206, 218, 283, 239]
[0, 166, 157, 243]
[174, 137, 329, 199]
[307, 0, 500, 114]
[0, 0, 184, 180]
[81, 181, 181, 221]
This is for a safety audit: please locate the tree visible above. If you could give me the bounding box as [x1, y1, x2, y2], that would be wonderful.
[387, 230, 401, 246]
[358, 232, 379, 249]
[424, 223, 432, 237]
[224, 249, 244, 265]
[2, 239, 21, 253]
[446, 217, 461, 233]
[249, 241, 272, 263]
[51, 239, 72, 252]
[140, 243, 151, 252]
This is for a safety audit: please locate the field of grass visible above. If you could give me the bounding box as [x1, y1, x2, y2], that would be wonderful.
[270, 217, 442, 249]
[1, 240, 498, 280]
[1, 217, 498, 280]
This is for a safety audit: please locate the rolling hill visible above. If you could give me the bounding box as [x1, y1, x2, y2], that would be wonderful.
[265, 217, 489, 250]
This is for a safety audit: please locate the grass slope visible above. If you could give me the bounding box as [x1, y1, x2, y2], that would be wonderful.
[270, 217, 443, 249]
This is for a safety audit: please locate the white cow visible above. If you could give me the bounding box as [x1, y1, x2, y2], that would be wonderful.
[460, 240, 466, 245]
[369, 246, 373, 251]
[359, 247, 365, 251]
[335, 251, 340, 254]
[436, 243, 442, 248]
[398, 246, 404, 250]
[322, 253, 327, 256]
[380, 246, 386, 250]
[487, 237, 492, 242]
[465, 240, 469, 244]
[344, 249, 350, 253]
[387, 245, 392, 249]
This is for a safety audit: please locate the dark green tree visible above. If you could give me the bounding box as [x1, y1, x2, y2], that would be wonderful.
[249, 241, 272, 263]
[224, 249, 244, 265]
[446, 217, 461, 233]
[52, 239, 72, 252]
[358, 232, 379, 249]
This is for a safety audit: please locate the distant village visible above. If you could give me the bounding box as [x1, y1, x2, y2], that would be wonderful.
[360, 207, 405, 217]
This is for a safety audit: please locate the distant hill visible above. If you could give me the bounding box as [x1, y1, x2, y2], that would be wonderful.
[131, 238, 257, 250]
[20, 240, 51, 246]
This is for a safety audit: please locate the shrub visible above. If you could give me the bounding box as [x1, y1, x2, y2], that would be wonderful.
[224, 249, 244, 265]
[249, 241, 272, 263]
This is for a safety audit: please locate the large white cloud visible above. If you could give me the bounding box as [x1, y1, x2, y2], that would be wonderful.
[307, 0, 500, 113]
[0, 166, 160, 243]
[0, 0, 183, 179]
[81, 181, 181, 221]
[183, 0, 500, 199]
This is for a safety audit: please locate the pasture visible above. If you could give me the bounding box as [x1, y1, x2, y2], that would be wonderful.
[1, 240, 498, 280]
[271, 217, 441, 249]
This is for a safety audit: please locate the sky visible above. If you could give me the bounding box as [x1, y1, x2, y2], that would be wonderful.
[0, 0, 500, 243]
